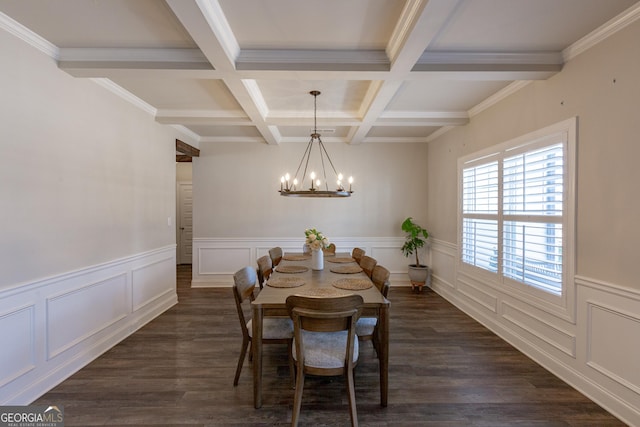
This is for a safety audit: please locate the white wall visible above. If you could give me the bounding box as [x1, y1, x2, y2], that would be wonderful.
[191, 140, 429, 284]
[0, 27, 184, 403]
[425, 18, 640, 425]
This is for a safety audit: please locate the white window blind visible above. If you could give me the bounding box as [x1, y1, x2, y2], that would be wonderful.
[460, 123, 573, 297]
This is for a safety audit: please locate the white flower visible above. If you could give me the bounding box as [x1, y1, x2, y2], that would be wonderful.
[304, 228, 330, 249]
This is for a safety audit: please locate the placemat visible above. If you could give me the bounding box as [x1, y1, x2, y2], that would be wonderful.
[326, 257, 356, 264]
[330, 265, 363, 274]
[323, 251, 336, 257]
[282, 254, 311, 261]
[332, 278, 373, 290]
[267, 277, 306, 288]
[295, 287, 348, 297]
[276, 265, 309, 273]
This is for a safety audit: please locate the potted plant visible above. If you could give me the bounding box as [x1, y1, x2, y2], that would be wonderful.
[400, 217, 431, 292]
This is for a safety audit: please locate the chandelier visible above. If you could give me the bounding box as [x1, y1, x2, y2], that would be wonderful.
[279, 91, 353, 198]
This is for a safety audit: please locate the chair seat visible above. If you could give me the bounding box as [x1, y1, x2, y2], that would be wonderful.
[247, 317, 293, 339]
[355, 317, 377, 336]
[293, 330, 359, 369]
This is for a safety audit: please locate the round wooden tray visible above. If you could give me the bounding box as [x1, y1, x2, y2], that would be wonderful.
[267, 277, 306, 288]
[330, 265, 363, 274]
[276, 265, 309, 273]
[332, 278, 373, 290]
[326, 257, 356, 264]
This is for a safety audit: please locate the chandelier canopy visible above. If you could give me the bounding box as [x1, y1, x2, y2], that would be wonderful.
[279, 91, 353, 198]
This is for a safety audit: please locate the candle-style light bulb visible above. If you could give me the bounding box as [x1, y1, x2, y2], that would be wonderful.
[280, 176, 285, 191]
[316, 179, 321, 188]
[338, 173, 343, 181]
[348, 176, 354, 192]
[293, 178, 298, 189]
[310, 171, 316, 180]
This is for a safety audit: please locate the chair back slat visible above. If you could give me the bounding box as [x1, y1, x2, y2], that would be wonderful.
[359, 255, 377, 278]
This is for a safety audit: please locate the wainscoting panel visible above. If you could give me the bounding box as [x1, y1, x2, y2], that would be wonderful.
[192, 237, 407, 287]
[430, 240, 456, 289]
[46, 273, 129, 359]
[429, 238, 640, 425]
[457, 274, 498, 313]
[0, 245, 177, 405]
[0, 304, 35, 388]
[587, 302, 640, 394]
[502, 301, 576, 357]
[132, 257, 176, 312]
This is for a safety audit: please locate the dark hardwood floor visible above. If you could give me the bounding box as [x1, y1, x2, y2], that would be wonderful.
[34, 265, 625, 426]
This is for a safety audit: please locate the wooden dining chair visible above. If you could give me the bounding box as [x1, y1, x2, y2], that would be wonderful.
[286, 294, 364, 427]
[323, 243, 336, 255]
[269, 246, 283, 267]
[356, 265, 390, 355]
[351, 247, 365, 264]
[359, 255, 377, 278]
[232, 266, 294, 386]
[256, 255, 272, 289]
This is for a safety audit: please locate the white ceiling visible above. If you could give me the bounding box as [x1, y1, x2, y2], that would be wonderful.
[1, 0, 638, 145]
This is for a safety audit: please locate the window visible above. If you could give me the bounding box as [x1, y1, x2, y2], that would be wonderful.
[459, 118, 575, 297]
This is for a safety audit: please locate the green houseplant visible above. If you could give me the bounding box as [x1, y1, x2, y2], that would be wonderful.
[400, 217, 431, 291]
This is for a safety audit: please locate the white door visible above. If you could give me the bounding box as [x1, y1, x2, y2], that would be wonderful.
[177, 182, 193, 264]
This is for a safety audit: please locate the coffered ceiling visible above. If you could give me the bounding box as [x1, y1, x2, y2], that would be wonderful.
[1, 0, 638, 144]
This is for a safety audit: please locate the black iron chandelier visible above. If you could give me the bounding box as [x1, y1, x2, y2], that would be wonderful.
[279, 90, 353, 198]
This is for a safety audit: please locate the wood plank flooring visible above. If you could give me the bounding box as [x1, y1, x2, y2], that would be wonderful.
[34, 265, 626, 426]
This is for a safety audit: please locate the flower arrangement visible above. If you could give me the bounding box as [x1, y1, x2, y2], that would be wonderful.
[304, 228, 329, 251]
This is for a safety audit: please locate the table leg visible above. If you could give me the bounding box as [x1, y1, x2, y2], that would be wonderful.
[252, 305, 263, 408]
[378, 304, 389, 407]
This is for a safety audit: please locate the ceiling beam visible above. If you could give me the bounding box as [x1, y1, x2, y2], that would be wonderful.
[176, 139, 200, 157]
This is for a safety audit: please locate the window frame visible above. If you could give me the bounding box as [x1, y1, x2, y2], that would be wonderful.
[457, 117, 576, 317]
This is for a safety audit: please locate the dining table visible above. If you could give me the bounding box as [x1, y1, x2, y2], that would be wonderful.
[251, 251, 390, 409]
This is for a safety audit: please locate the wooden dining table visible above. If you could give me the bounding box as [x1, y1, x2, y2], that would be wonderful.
[251, 251, 390, 409]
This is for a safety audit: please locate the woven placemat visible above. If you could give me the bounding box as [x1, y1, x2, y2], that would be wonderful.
[330, 265, 363, 274]
[332, 278, 373, 290]
[267, 277, 306, 288]
[326, 257, 356, 264]
[296, 287, 348, 297]
[276, 265, 309, 273]
[282, 254, 311, 261]
[323, 251, 336, 257]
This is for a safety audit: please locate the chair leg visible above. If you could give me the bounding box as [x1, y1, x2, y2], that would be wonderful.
[248, 341, 253, 362]
[233, 337, 249, 386]
[346, 369, 359, 427]
[287, 340, 295, 389]
[291, 367, 305, 427]
[372, 326, 380, 357]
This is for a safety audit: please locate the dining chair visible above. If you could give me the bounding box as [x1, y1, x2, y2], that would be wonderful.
[351, 247, 365, 264]
[269, 246, 283, 267]
[286, 294, 364, 427]
[256, 255, 272, 289]
[359, 255, 377, 278]
[323, 243, 336, 255]
[356, 265, 390, 355]
[232, 266, 294, 386]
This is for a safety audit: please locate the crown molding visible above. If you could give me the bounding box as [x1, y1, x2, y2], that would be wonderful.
[90, 78, 156, 116]
[0, 11, 59, 59]
[563, 2, 640, 62]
